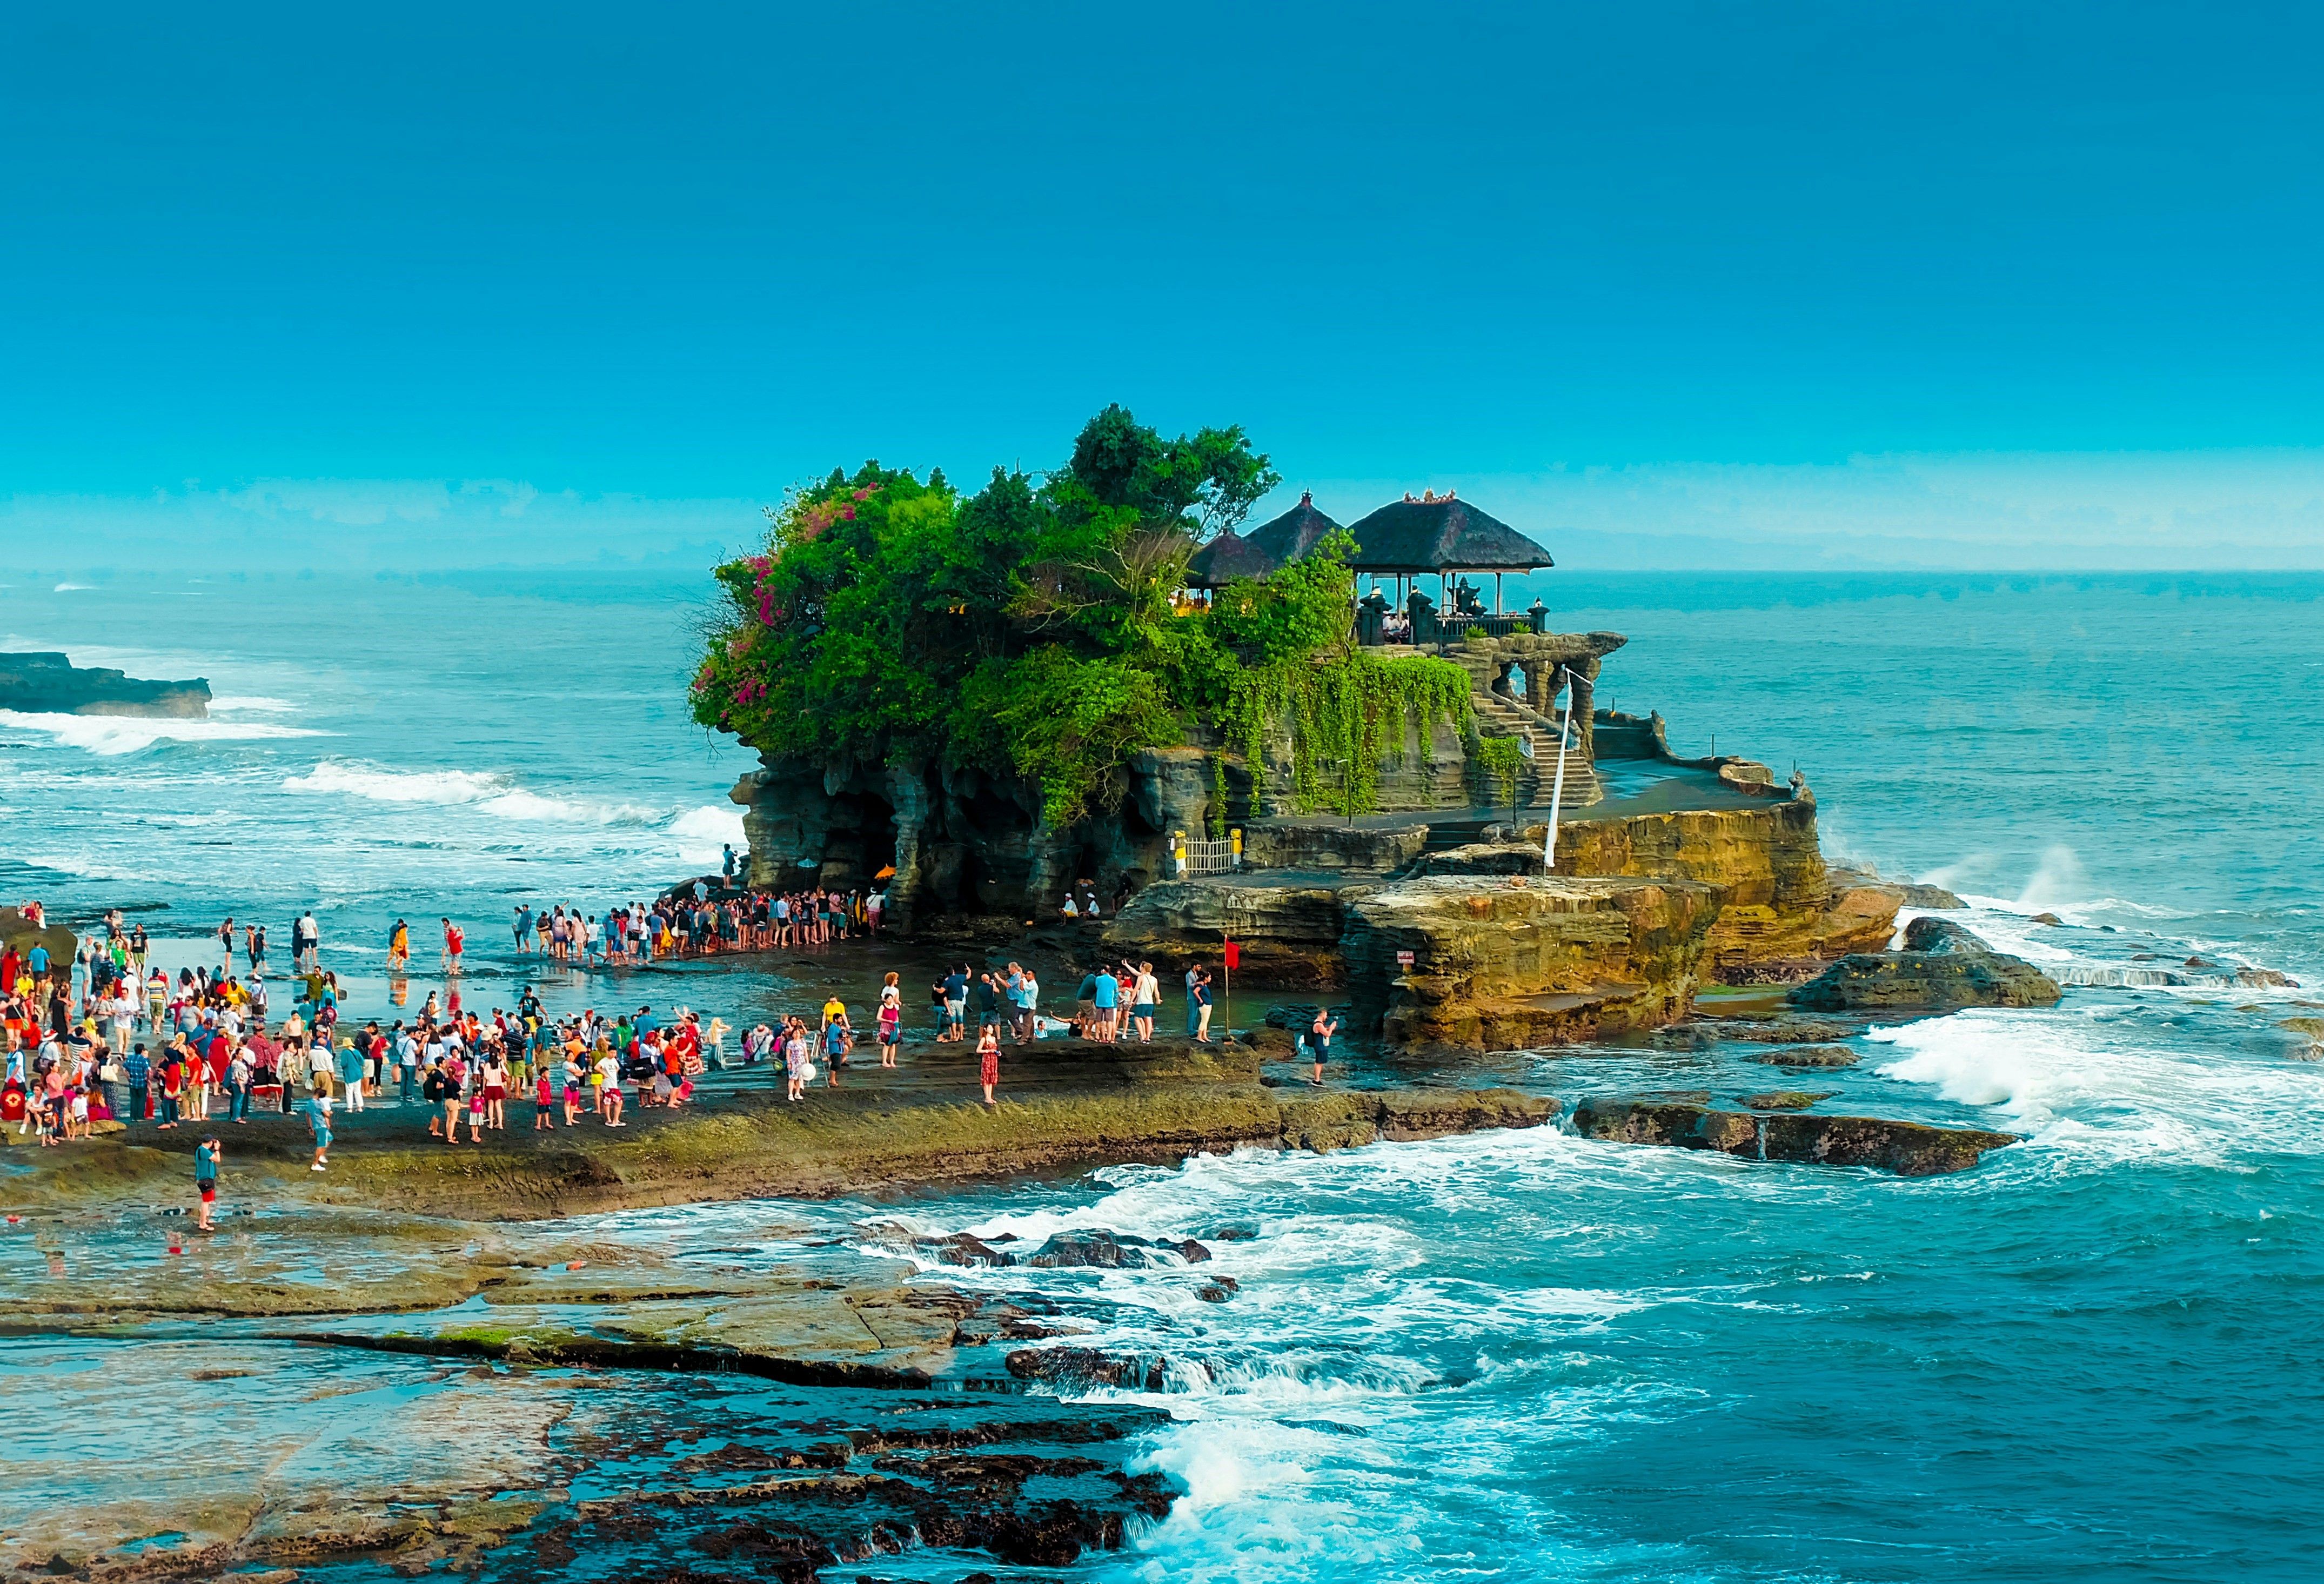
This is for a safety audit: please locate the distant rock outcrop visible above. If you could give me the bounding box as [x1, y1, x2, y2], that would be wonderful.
[1787, 916, 2062, 1014]
[1570, 1096, 2018, 1175]
[1, 907, 76, 972]
[0, 651, 210, 717]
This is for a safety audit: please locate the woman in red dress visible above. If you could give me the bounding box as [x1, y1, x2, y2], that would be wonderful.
[976, 1025, 1000, 1109]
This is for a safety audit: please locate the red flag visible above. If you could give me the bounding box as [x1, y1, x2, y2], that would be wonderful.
[1223, 940, 1241, 970]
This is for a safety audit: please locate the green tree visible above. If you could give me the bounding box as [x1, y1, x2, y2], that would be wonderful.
[1062, 403, 1280, 539]
[692, 409, 1469, 828]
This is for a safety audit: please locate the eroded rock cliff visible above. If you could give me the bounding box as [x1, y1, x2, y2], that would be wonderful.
[1348, 876, 1721, 1050]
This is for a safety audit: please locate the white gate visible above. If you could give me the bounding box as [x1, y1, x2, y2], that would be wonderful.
[1173, 830, 1243, 877]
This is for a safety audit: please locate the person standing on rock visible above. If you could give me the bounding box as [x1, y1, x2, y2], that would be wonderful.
[306, 1079, 332, 1171]
[821, 1003, 851, 1088]
[976, 1021, 1000, 1108]
[193, 1135, 221, 1228]
[1190, 967, 1214, 1044]
[1090, 967, 1120, 1042]
[877, 973, 902, 1066]
[783, 1017, 811, 1101]
[440, 919, 465, 976]
[1309, 1008, 1338, 1086]
[1131, 963, 1160, 1043]
[1184, 963, 1204, 1038]
[943, 966, 969, 1042]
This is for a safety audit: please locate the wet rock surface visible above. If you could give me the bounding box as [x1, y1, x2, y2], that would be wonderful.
[1740, 1091, 1837, 1111]
[1789, 917, 2062, 1014]
[1023, 1228, 1211, 1269]
[0, 1211, 1179, 1583]
[1750, 1045, 1861, 1068]
[1570, 1097, 2018, 1176]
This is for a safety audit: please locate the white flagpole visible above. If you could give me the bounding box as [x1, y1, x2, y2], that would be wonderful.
[1544, 667, 1572, 872]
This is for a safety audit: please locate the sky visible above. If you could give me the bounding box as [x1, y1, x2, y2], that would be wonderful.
[4, 1, 2322, 570]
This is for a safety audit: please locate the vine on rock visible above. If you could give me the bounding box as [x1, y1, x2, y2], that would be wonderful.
[1468, 732, 1523, 809]
[1223, 646, 1475, 819]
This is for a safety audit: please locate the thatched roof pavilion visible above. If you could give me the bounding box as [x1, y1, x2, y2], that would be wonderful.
[1342, 492, 1553, 574]
[1244, 491, 1344, 566]
[1184, 527, 1277, 589]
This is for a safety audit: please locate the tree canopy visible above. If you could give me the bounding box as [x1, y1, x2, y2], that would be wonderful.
[692, 406, 1472, 825]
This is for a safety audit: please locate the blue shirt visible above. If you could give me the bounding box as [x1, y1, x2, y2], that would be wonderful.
[1093, 977, 1119, 1010]
[195, 1142, 218, 1182]
[25, 946, 48, 974]
[124, 1050, 151, 1087]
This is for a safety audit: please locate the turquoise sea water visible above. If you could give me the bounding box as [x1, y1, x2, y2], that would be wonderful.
[6, 570, 2323, 1580]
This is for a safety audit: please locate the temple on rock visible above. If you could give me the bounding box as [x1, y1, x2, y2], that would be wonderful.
[728, 485, 1792, 932]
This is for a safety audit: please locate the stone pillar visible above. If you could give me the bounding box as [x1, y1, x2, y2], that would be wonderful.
[883, 761, 935, 936]
[1565, 663, 1597, 763]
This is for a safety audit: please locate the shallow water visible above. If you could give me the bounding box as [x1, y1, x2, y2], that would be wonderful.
[8, 571, 2324, 1580]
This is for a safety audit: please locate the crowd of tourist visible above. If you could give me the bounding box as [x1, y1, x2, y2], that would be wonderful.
[3, 878, 1321, 1215]
[501, 867, 885, 969]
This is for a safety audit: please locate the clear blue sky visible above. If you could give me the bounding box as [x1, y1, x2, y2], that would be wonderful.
[5, 2, 2321, 567]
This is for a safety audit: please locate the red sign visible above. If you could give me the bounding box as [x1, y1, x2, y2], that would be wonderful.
[1223, 941, 1241, 970]
[1396, 950, 1416, 967]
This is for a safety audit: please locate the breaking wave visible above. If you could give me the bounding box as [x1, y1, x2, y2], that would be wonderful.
[0, 710, 330, 757]
[282, 758, 744, 858]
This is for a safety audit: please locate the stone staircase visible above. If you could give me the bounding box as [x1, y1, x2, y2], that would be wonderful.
[1469, 690, 1547, 809]
[1465, 687, 1603, 813]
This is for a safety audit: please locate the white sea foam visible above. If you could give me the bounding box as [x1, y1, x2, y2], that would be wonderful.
[206, 695, 298, 714]
[0, 711, 330, 757]
[51, 582, 93, 592]
[1869, 1005, 2324, 1160]
[281, 759, 746, 860]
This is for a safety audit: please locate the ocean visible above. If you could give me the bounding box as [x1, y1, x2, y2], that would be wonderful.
[6, 569, 2323, 1580]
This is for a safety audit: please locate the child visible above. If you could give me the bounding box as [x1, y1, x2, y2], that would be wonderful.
[785, 1021, 811, 1102]
[308, 1081, 332, 1171]
[193, 1136, 221, 1229]
[534, 1066, 556, 1130]
[878, 973, 902, 1067]
[466, 1085, 486, 1144]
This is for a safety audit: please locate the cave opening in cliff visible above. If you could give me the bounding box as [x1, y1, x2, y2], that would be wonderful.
[853, 791, 899, 883]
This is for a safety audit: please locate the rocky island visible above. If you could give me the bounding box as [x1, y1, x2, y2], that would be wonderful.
[688, 405, 2057, 1177]
[702, 410, 2043, 1059]
[0, 650, 211, 717]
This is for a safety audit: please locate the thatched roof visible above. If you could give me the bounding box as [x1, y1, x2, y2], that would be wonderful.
[1185, 527, 1277, 589]
[1244, 491, 1344, 565]
[1343, 494, 1553, 572]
